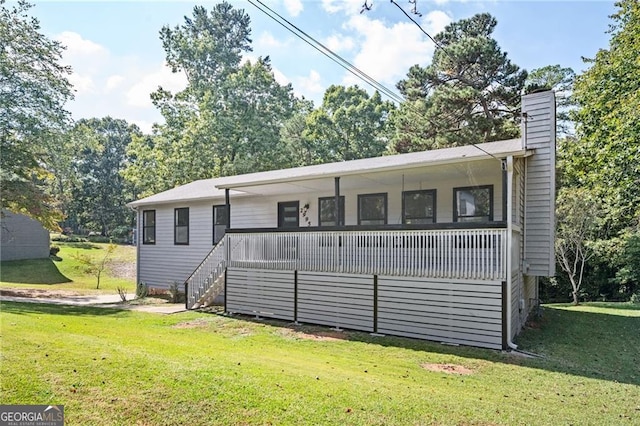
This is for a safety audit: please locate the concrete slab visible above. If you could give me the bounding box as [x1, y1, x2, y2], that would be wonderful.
[0, 294, 187, 314]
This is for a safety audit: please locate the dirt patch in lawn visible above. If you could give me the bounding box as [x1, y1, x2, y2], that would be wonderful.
[172, 318, 214, 329]
[420, 363, 474, 375]
[108, 261, 136, 280]
[277, 327, 349, 341]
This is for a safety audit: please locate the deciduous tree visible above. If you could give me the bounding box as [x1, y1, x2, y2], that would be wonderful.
[0, 0, 73, 229]
[305, 85, 394, 162]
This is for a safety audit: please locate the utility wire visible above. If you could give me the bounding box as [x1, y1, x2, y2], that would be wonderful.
[250, 0, 501, 162]
[248, 0, 405, 105]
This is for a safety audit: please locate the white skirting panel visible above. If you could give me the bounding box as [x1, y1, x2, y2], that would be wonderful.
[297, 271, 374, 332]
[224, 268, 505, 349]
[226, 268, 295, 320]
[377, 276, 504, 349]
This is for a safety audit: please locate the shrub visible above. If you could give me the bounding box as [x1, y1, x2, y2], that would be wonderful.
[168, 281, 183, 303]
[135, 282, 148, 299]
[87, 235, 111, 243]
[631, 293, 640, 305]
[117, 286, 128, 302]
[49, 246, 60, 256]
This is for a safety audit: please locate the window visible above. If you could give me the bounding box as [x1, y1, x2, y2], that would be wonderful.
[402, 190, 436, 224]
[358, 193, 387, 225]
[142, 210, 156, 244]
[318, 196, 345, 226]
[454, 186, 493, 222]
[278, 201, 299, 228]
[213, 205, 228, 244]
[174, 207, 189, 245]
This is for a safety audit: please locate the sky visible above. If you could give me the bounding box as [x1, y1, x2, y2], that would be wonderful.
[26, 0, 617, 133]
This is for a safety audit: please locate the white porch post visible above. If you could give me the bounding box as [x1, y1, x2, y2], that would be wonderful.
[506, 155, 517, 350]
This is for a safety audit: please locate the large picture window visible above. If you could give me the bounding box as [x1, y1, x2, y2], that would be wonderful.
[454, 186, 493, 222]
[318, 196, 345, 226]
[142, 210, 156, 244]
[358, 193, 387, 225]
[174, 207, 189, 245]
[402, 190, 436, 224]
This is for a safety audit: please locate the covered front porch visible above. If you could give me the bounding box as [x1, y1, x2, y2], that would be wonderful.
[185, 140, 527, 349]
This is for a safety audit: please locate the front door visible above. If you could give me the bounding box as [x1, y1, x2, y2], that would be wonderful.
[278, 201, 299, 228]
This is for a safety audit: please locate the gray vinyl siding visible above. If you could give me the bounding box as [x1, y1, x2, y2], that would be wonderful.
[522, 91, 556, 277]
[137, 200, 221, 289]
[0, 210, 49, 261]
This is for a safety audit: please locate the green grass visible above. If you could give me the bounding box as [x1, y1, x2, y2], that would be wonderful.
[0, 242, 136, 293]
[1, 302, 638, 425]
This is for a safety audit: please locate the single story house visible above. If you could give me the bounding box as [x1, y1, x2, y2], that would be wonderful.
[128, 91, 556, 350]
[1, 210, 50, 261]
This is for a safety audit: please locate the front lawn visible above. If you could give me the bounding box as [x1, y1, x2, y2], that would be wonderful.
[0, 242, 136, 293]
[1, 302, 638, 425]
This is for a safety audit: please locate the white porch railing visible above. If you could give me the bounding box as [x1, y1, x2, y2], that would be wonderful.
[226, 228, 507, 281]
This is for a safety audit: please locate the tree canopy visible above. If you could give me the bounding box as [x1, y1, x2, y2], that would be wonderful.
[304, 85, 394, 163]
[125, 3, 296, 193]
[570, 0, 640, 235]
[0, 0, 73, 229]
[392, 13, 527, 152]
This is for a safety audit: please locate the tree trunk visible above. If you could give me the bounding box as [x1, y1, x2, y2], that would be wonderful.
[572, 290, 579, 305]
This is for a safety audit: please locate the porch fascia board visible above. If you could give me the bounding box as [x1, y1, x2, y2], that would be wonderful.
[226, 222, 508, 234]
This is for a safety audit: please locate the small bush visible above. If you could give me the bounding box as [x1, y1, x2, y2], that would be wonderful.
[117, 286, 128, 302]
[49, 246, 60, 256]
[135, 282, 149, 299]
[168, 281, 183, 303]
[87, 235, 111, 243]
[631, 293, 640, 305]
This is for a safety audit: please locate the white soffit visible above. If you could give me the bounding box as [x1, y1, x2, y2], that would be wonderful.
[215, 138, 526, 190]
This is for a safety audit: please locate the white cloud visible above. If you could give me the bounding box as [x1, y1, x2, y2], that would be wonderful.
[105, 75, 125, 92]
[68, 72, 95, 95]
[321, 0, 365, 15]
[343, 14, 440, 88]
[126, 64, 188, 108]
[283, 0, 303, 17]
[257, 31, 288, 49]
[56, 31, 107, 58]
[324, 34, 355, 52]
[294, 70, 324, 99]
[130, 119, 155, 134]
[272, 67, 290, 87]
[422, 10, 452, 37]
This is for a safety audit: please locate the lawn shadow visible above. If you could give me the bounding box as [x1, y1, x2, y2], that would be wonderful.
[209, 306, 640, 387]
[0, 257, 71, 284]
[0, 300, 128, 317]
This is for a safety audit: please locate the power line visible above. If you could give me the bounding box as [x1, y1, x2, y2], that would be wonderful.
[249, 0, 501, 162]
[247, 0, 405, 105]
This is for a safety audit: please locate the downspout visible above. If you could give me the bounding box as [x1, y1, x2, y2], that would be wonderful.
[506, 155, 518, 350]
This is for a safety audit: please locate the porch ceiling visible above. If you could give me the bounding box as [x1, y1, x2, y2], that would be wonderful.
[215, 138, 527, 196]
[227, 159, 502, 196]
